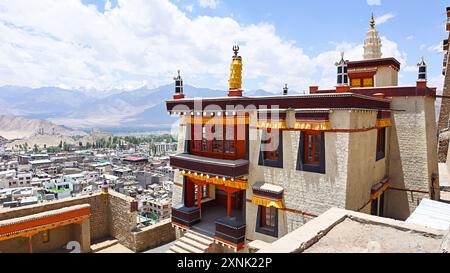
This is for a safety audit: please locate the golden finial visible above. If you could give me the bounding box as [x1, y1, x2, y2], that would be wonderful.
[229, 45, 242, 92]
[370, 12, 375, 29]
[340, 51, 344, 59]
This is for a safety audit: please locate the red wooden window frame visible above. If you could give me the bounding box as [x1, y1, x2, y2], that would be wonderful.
[262, 128, 279, 161]
[303, 131, 322, 165]
[190, 117, 245, 160]
[260, 206, 276, 228]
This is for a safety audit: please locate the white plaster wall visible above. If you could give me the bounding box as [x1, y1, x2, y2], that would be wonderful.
[375, 66, 398, 87]
[172, 115, 188, 207]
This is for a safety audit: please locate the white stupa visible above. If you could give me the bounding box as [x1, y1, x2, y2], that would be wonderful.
[363, 13, 382, 60]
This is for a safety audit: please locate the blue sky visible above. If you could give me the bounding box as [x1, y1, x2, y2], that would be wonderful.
[0, 0, 448, 92]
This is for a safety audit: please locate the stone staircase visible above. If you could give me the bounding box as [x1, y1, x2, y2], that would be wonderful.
[166, 230, 215, 253]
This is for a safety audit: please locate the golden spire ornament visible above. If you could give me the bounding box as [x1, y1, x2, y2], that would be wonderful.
[228, 45, 243, 97]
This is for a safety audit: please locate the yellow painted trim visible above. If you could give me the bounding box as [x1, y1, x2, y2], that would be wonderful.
[180, 172, 248, 190]
[371, 183, 390, 200]
[376, 119, 391, 128]
[252, 196, 284, 209]
[294, 121, 331, 131]
[256, 120, 286, 129]
[186, 116, 249, 125]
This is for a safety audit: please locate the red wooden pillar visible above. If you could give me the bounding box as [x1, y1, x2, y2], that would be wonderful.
[197, 182, 202, 209]
[227, 190, 232, 217]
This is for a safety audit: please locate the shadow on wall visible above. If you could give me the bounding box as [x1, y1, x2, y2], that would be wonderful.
[385, 117, 410, 220]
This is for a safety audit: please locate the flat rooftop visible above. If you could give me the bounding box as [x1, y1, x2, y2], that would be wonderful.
[257, 207, 448, 253]
[304, 218, 441, 253]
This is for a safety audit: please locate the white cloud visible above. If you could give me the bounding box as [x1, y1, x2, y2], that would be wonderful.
[367, 0, 381, 6]
[406, 35, 414, 40]
[404, 65, 417, 72]
[429, 74, 444, 90]
[184, 4, 194, 12]
[198, 0, 219, 9]
[104, 0, 112, 11]
[0, 0, 413, 93]
[375, 13, 395, 25]
[428, 43, 443, 53]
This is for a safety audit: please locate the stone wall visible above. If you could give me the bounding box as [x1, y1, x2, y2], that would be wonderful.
[246, 109, 389, 243]
[107, 191, 137, 250]
[438, 33, 450, 162]
[130, 219, 176, 252]
[386, 96, 438, 220]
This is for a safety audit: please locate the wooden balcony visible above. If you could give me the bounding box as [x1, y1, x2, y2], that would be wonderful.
[171, 205, 200, 228]
[215, 217, 246, 249]
[170, 153, 249, 178]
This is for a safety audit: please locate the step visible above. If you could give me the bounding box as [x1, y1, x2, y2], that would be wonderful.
[90, 239, 119, 253]
[175, 241, 204, 253]
[165, 249, 176, 253]
[188, 229, 214, 240]
[179, 237, 210, 251]
[185, 232, 214, 246]
[169, 245, 189, 253]
[189, 228, 215, 239]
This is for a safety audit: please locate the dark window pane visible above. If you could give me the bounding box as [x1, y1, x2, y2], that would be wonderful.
[315, 134, 321, 161]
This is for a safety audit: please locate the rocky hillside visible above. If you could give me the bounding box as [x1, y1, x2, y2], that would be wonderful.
[0, 115, 87, 140]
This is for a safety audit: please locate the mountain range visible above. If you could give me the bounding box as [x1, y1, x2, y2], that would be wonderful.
[0, 85, 274, 134]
